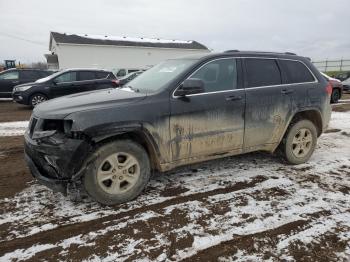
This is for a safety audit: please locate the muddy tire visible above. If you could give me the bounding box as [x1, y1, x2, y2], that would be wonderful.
[330, 88, 340, 103]
[282, 119, 317, 165]
[84, 140, 150, 205]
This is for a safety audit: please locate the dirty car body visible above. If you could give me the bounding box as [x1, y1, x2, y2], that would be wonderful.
[24, 51, 332, 199]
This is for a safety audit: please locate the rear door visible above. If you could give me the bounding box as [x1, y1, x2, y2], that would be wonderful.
[0, 70, 19, 97]
[170, 58, 245, 161]
[78, 71, 97, 92]
[93, 71, 115, 90]
[243, 58, 286, 151]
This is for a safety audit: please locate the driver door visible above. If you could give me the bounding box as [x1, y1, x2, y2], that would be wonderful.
[169, 58, 245, 162]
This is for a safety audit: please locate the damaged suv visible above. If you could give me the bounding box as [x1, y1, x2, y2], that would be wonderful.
[25, 51, 332, 205]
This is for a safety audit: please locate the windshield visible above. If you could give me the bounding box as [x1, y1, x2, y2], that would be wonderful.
[35, 70, 63, 83]
[123, 59, 198, 93]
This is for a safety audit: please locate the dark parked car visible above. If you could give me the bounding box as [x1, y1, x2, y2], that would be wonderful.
[321, 72, 343, 103]
[342, 78, 350, 92]
[12, 69, 117, 106]
[0, 69, 53, 98]
[115, 71, 143, 86]
[334, 71, 350, 82]
[25, 51, 332, 205]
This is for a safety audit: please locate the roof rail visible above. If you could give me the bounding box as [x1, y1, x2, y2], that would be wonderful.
[285, 52, 296, 55]
[224, 50, 239, 53]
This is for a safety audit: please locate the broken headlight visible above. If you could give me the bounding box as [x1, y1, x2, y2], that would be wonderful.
[32, 119, 73, 139]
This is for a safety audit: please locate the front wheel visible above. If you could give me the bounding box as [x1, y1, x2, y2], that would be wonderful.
[30, 93, 47, 107]
[282, 119, 317, 165]
[84, 140, 151, 205]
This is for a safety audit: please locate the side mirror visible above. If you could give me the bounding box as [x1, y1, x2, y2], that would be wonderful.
[175, 78, 204, 97]
[52, 79, 58, 85]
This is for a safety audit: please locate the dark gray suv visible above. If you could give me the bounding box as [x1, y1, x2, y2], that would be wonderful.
[24, 51, 332, 205]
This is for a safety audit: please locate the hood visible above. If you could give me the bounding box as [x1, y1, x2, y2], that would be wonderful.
[33, 88, 147, 119]
[15, 82, 38, 87]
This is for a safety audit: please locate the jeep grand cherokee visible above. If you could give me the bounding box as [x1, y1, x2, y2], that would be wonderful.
[24, 51, 332, 205]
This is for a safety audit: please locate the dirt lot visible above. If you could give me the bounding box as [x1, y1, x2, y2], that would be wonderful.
[0, 101, 32, 123]
[0, 97, 350, 261]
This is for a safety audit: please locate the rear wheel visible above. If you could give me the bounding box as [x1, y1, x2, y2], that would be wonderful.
[84, 140, 150, 205]
[282, 119, 317, 165]
[30, 93, 47, 107]
[331, 88, 340, 103]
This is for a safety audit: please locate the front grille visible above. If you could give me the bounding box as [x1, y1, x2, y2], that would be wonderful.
[29, 117, 38, 137]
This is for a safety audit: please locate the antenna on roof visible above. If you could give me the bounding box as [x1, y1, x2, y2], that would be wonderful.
[285, 52, 296, 55]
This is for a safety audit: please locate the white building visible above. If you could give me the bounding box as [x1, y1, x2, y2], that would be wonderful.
[45, 32, 210, 76]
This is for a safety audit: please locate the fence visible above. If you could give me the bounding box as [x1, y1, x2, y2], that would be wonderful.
[312, 59, 350, 72]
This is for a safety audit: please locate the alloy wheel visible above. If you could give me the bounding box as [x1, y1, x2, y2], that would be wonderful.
[97, 152, 140, 194]
[291, 128, 313, 158]
[31, 95, 47, 106]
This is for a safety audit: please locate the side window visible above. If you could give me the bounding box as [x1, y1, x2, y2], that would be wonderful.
[116, 69, 126, 77]
[96, 72, 109, 79]
[21, 70, 39, 79]
[79, 71, 96, 81]
[54, 72, 77, 83]
[0, 71, 19, 80]
[280, 60, 315, 84]
[245, 59, 281, 88]
[189, 59, 237, 93]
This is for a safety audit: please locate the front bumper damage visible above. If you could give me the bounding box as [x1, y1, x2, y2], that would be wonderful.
[24, 131, 92, 194]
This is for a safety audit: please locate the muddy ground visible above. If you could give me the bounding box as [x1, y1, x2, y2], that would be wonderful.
[0, 97, 349, 261]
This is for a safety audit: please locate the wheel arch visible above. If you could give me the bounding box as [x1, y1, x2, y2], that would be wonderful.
[273, 109, 323, 153]
[90, 127, 162, 172]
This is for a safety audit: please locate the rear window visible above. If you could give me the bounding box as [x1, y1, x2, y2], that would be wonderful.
[245, 59, 281, 88]
[280, 60, 315, 84]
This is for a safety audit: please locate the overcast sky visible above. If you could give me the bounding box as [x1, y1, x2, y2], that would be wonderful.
[0, 0, 349, 64]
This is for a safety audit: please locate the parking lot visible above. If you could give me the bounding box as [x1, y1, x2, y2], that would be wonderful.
[0, 96, 350, 261]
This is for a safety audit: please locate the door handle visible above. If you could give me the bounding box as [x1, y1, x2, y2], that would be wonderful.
[12, 81, 19, 84]
[226, 95, 242, 101]
[281, 89, 294, 94]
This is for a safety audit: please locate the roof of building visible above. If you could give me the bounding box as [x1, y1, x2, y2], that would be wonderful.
[50, 32, 209, 50]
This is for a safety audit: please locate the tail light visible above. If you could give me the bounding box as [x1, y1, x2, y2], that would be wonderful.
[111, 79, 120, 87]
[325, 82, 332, 96]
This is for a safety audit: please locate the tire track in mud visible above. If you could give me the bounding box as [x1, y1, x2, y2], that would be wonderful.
[181, 210, 345, 261]
[0, 175, 267, 256]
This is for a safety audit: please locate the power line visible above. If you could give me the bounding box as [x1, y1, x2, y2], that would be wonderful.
[0, 32, 47, 47]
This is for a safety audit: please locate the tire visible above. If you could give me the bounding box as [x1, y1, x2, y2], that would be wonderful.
[30, 93, 48, 107]
[84, 140, 151, 205]
[282, 119, 317, 165]
[330, 88, 340, 103]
